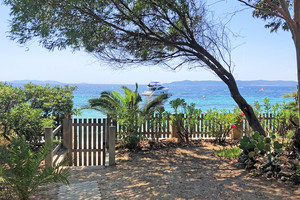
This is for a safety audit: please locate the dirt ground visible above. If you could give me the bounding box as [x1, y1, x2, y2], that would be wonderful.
[32, 142, 300, 200]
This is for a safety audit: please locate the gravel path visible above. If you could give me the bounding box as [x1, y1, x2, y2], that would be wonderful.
[57, 181, 101, 200]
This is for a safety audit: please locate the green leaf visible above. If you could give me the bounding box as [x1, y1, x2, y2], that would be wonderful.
[264, 137, 271, 144]
[273, 141, 283, 149]
[252, 132, 260, 141]
[257, 141, 265, 151]
[265, 144, 271, 152]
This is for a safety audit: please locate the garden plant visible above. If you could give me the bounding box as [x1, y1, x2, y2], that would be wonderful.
[169, 98, 201, 143]
[85, 84, 169, 149]
[204, 108, 240, 143]
[0, 136, 70, 200]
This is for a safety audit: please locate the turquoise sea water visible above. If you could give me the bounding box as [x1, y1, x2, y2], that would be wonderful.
[72, 84, 297, 119]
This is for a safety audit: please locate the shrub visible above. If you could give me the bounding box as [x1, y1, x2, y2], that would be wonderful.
[152, 107, 170, 141]
[0, 83, 78, 144]
[0, 136, 70, 200]
[204, 109, 239, 143]
[169, 98, 201, 143]
[239, 132, 284, 170]
[7, 103, 54, 144]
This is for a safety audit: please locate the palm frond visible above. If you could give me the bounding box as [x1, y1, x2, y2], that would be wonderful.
[143, 94, 169, 113]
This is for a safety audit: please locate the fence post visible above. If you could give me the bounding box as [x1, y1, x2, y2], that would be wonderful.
[45, 127, 53, 167]
[106, 114, 111, 150]
[109, 126, 116, 166]
[63, 117, 73, 165]
[170, 113, 183, 141]
[231, 121, 243, 140]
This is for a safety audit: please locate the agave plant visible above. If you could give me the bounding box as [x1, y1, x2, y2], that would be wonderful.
[85, 83, 168, 149]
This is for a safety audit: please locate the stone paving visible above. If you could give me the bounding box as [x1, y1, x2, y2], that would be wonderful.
[58, 181, 101, 200]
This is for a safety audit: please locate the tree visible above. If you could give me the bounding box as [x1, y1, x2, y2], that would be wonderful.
[85, 83, 168, 149]
[237, 0, 300, 144]
[0, 83, 77, 143]
[3, 0, 265, 136]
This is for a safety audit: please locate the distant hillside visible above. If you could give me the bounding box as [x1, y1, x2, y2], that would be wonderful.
[168, 80, 297, 87]
[2, 80, 297, 87]
[6, 80, 64, 85]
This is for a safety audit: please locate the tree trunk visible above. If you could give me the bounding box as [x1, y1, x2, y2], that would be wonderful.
[226, 74, 266, 137]
[293, 33, 300, 147]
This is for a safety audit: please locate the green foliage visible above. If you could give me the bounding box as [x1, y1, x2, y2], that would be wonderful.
[239, 132, 284, 170]
[213, 147, 241, 160]
[3, 0, 264, 135]
[0, 136, 69, 200]
[152, 107, 170, 141]
[0, 83, 77, 144]
[252, 97, 299, 142]
[2, 0, 206, 63]
[204, 109, 239, 143]
[23, 83, 78, 124]
[170, 98, 186, 114]
[241, 0, 290, 33]
[261, 153, 280, 169]
[169, 98, 201, 143]
[85, 84, 168, 149]
[8, 103, 54, 144]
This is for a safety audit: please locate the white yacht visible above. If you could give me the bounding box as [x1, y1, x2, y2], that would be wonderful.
[141, 82, 169, 96]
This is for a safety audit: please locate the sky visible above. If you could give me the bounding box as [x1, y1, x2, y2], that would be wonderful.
[0, 1, 297, 84]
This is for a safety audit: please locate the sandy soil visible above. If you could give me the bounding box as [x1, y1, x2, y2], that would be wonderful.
[32, 142, 300, 200]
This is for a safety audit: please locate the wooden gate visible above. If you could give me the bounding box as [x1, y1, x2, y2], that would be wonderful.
[72, 118, 107, 166]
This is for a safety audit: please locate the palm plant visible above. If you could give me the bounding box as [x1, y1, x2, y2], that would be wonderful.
[0, 136, 69, 200]
[85, 83, 168, 149]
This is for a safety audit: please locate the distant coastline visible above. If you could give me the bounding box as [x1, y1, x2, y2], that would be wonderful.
[3, 79, 298, 87]
[167, 80, 297, 87]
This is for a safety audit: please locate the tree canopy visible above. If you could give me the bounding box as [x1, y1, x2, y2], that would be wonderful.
[3, 0, 232, 70]
[0, 83, 77, 143]
[238, 0, 291, 32]
[3, 0, 266, 135]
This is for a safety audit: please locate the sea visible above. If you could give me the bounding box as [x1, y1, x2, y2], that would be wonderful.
[71, 83, 297, 119]
[8, 81, 297, 119]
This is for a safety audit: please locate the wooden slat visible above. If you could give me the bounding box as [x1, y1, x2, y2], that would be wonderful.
[167, 118, 170, 137]
[101, 119, 105, 165]
[73, 123, 104, 127]
[83, 119, 87, 166]
[52, 143, 62, 155]
[88, 119, 92, 166]
[93, 118, 97, 166]
[53, 125, 62, 136]
[78, 119, 82, 166]
[72, 149, 104, 153]
[74, 118, 78, 166]
[143, 121, 146, 135]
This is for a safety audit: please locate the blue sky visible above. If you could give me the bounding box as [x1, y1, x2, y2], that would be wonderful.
[0, 1, 296, 84]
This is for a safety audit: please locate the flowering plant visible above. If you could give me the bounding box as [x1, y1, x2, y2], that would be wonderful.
[204, 109, 240, 143]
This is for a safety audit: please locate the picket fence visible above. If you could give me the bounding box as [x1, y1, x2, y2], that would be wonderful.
[111, 113, 279, 139]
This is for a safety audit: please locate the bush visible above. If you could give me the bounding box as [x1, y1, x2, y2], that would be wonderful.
[0, 83, 78, 144]
[0, 136, 70, 200]
[204, 109, 239, 143]
[169, 98, 201, 143]
[7, 103, 54, 144]
[239, 132, 283, 171]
